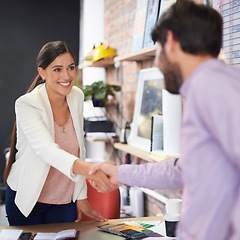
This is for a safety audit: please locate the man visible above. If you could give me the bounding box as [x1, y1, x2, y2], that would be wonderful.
[90, 0, 240, 239]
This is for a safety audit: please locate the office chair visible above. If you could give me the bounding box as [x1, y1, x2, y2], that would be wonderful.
[81, 178, 120, 221]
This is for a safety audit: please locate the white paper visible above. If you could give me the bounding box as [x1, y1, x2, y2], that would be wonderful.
[162, 90, 182, 156]
[0, 229, 23, 240]
[213, 0, 240, 66]
[151, 115, 163, 151]
[34, 232, 56, 240]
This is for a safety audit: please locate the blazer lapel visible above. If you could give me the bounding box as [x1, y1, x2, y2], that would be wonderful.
[67, 93, 83, 159]
[38, 84, 55, 138]
[39, 84, 83, 159]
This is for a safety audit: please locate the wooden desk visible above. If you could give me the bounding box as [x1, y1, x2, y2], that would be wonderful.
[0, 216, 164, 239]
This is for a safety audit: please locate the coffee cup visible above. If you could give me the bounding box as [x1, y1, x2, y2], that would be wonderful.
[164, 214, 180, 238]
[166, 198, 182, 215]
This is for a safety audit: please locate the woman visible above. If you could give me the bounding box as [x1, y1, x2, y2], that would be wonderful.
[4, 41, 115, 226]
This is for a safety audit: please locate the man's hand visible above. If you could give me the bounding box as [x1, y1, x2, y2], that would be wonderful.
[88, 165, 118, 193]
[89, 162, 119, 192]
[72, 159, 117, 193]
[75, 199, 106, 222]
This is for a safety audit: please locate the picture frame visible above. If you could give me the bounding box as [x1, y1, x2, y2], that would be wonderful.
[143, 0, 161, 48]
[128, 67, 165, 152]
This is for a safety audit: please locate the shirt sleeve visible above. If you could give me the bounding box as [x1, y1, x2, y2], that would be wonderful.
[118, 158, 183, 189]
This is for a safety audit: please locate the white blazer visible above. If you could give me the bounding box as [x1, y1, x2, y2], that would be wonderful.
[7, 84, 87, 217]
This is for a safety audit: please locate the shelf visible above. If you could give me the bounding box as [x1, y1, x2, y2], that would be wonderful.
[114, 142, 155, 162]
[79, 45, 157, 69]
[85, 133, 117, 143]
[86, 137, 112, 142]
[137, 187, 168, 204]
[79, 57, 114, 69]
[114, 45, 157, 62]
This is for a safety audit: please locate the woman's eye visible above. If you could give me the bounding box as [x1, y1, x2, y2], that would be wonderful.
[54, 68, 61, 72]
[69, 66, 75, 70]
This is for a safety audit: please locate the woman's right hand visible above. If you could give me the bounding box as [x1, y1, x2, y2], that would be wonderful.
[89, 162, 119, 193]
[88, 166, 118, 193]
[72, 159, 118, 193]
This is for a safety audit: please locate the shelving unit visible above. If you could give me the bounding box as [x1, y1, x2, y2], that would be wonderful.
[112, 45, 158, 163]
[114, 142, 155, 162]
[80, 45, 158, 162]
[79, 45, 157, 70]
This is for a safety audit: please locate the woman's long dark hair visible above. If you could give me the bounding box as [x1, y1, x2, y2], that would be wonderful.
[4, 41, 75, 182]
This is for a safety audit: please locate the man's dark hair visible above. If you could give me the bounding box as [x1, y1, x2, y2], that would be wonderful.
[151, 0, 223, 57]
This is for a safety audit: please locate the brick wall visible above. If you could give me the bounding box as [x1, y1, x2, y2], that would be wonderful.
[104, 0, 182, 216]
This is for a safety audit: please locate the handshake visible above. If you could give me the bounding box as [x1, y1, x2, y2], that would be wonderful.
[88, 162, 119, 193]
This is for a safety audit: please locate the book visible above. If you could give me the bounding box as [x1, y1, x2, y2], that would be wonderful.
[34, 229, 77, 240]
[150, 114, 163, 152]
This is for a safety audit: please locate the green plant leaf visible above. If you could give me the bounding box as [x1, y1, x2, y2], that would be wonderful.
[95, 88, 107, 100]
[111, 85, 121, 91]
[82, 81, 121, 102]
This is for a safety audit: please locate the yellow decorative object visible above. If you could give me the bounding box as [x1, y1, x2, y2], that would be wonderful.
[92, 43, 117, 62]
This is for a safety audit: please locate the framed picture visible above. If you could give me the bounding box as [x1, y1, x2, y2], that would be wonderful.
[143, 0, 161, 48]
[128, 67, 165, 151]
[131, 0, 148, 52]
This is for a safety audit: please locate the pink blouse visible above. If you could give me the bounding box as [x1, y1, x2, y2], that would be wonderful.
[38, 115, 79, 204]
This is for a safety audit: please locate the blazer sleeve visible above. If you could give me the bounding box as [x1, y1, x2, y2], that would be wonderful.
[15, 93, 80, 182]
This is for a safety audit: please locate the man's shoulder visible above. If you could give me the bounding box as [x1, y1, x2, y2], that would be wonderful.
[192, 59, 238, 87]
[190, 59, 240, 105]
[202, 59, 240, 77]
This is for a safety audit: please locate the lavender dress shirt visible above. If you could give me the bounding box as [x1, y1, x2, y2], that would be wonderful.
[118, 59, 240, 240]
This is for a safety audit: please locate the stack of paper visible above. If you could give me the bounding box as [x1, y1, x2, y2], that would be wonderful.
[0, 229, 23, 240]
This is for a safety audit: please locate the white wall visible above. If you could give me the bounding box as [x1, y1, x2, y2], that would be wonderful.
[79, 0, 106, 159]
[79, 0, 106, 86]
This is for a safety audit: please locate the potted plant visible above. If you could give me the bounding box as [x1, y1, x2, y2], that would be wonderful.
[82, 81, 121, 107]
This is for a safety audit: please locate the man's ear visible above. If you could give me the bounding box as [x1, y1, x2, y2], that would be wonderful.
[164, 30, 176, 54]
[165, 30, 182, 61]
[37, 67, 46, 79]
